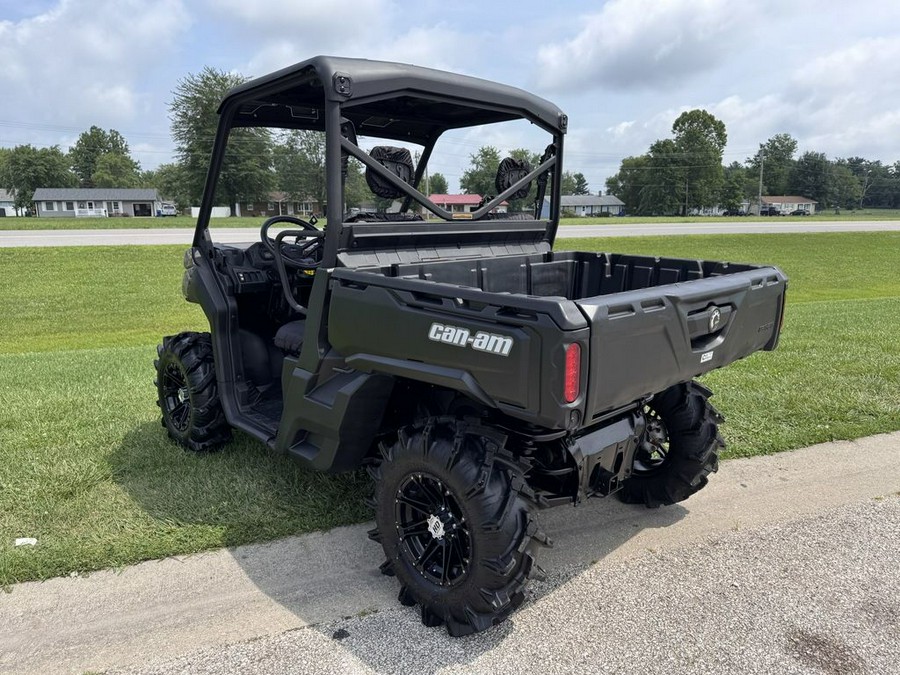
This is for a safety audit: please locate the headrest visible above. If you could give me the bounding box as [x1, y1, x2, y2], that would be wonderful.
[366, 146, 414, 199]
[495, 157, 532, 199]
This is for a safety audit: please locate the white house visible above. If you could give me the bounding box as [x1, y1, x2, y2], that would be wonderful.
[0, 189, 19, 217]
[755, 196, 818, 215]
[541, 195, 625, 218]
[31, 188, 162, 217]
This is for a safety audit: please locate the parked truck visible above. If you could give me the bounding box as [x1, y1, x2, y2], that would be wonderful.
[156, 56, 787, 636]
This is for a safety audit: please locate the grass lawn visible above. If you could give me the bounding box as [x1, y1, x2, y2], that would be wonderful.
[0, 215, 261, 231]
[1, 232, 898, 584]
[561, 208, 900, 225]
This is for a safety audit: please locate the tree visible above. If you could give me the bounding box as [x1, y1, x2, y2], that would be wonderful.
[746, 133, 797, 196]
[720, 163, 748, 211]
[2, 144, 75, 213]
[273, 130, 328, 208]
[170, 66, 274, 215]
[69, 126, 132, 187]
[788, 151, 831, 205]
[142, 162, 189, 207]
[671, 109, 727, 214]
[605, 155, 650, 214]
[559, 171, 590, 196]
[428, 172, 448, 195]
[642, 139, 684, 215]
[344, 158, 369, 210]
[459, 146, 501, 197]
[572, 172, 590, 195]
[830, 164, 863, 210]
[92, 153, 141, 188]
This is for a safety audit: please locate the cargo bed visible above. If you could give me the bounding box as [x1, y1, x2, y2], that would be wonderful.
[329, 250, 787, 428]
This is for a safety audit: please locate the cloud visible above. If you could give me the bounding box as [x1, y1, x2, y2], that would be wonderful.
[207, 0, 384, 35]
[536, 0, 759, 92]
[0, 0, 189, 145]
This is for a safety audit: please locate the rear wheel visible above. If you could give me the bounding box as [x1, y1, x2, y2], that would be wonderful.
[368, 419, 549, 636]
[619, 381, 724, 507]
[154, 332, 231, 452]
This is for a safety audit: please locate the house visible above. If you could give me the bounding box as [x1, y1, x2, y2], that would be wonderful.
[754, 196, 818, 215]
[31, 188, 162, 217]
[691, 201, 752, 216]
[236, 192, 320, 218]
[540, 194, 625, 218]
[0, 189, 19, 217]
[428, 194, 508, 215]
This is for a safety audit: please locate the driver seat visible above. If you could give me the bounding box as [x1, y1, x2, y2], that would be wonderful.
[274, 320, 305, 355]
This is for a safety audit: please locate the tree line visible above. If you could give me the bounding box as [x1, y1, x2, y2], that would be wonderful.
[6, 67, 899, 218]
[605, 111, 900, 215]
[0, 126, 143, 214]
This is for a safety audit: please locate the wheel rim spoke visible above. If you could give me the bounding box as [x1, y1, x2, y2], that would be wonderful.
[396, 493, 431, 513]
[395, 472, 471, 586]
[398, 521, 430, 537]
[634, 407, 670, 474]
[416, 538, 440, 566]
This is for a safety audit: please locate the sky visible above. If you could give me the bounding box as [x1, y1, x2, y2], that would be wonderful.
[1, 0, 899, 194]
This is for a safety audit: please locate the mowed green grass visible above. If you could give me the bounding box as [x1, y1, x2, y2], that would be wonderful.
[0, 215, 262, 230]
[1, 233, 898, 585]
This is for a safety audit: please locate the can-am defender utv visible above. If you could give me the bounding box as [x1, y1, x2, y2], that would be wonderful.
[156, 56, 787, 636]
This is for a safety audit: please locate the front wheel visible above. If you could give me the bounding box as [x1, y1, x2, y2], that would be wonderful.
[154, 332, 231, 452]
[368, 419, 549, 636]
[618, 381, 724, 507]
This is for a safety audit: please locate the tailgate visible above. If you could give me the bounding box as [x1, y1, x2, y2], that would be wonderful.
[576, 266, 786, 420]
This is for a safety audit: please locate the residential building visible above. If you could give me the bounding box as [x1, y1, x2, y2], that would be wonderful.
[31, 188, 162, 217]
[236, 192, 320, 218]
[427, 194, 508, 215]
[754, 196, 818, 215]
[541, 194, 625, 218]
[0, 189, 19, 217]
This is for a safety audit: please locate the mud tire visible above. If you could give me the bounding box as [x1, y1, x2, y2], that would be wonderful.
[154, 332, 231, 452]
[368, 419, 549, 636]
[619, 381, 724, 507]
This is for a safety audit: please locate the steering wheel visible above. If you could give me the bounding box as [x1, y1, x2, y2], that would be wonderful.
[260, 215, 324, 269]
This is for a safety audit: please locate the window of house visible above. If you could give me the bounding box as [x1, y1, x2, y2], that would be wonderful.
[113, 202, 119, 211]
[65, 201, 74, 211]
[45, 201, 55, 211]
[247, 203, 254, 210]
[267, 202, 275, 210]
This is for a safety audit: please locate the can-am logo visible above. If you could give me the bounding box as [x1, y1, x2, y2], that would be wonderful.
[428, 323, 513, 357]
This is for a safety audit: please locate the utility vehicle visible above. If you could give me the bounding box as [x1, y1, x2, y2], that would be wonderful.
[156, 56, 787, 636]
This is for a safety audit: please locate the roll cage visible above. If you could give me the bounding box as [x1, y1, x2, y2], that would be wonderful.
[192, 56, 568, 266]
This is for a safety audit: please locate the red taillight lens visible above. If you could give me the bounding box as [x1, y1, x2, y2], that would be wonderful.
[564, 342, 581, 403]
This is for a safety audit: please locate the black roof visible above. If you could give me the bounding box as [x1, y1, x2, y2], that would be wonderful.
[219, 56, 566, 143]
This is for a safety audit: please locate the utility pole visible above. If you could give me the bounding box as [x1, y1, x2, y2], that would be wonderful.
[757, 151, 764, 215]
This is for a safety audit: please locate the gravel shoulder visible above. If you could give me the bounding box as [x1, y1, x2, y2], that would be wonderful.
[1, 433, 898, 675]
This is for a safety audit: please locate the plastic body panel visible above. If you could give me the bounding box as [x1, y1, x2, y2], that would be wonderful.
[326, 251, 787, 430]
[577, 266, 787, 420]
[327, 269, 588, 430]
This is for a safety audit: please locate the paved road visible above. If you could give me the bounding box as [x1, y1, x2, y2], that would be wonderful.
[1, 220, 899, 247]
[1, 432, 898, 674]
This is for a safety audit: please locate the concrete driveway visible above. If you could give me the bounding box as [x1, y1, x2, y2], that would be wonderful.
[1, 433, 898, 674]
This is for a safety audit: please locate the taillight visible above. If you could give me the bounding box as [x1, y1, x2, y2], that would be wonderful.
[564, 343, 581, 403]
